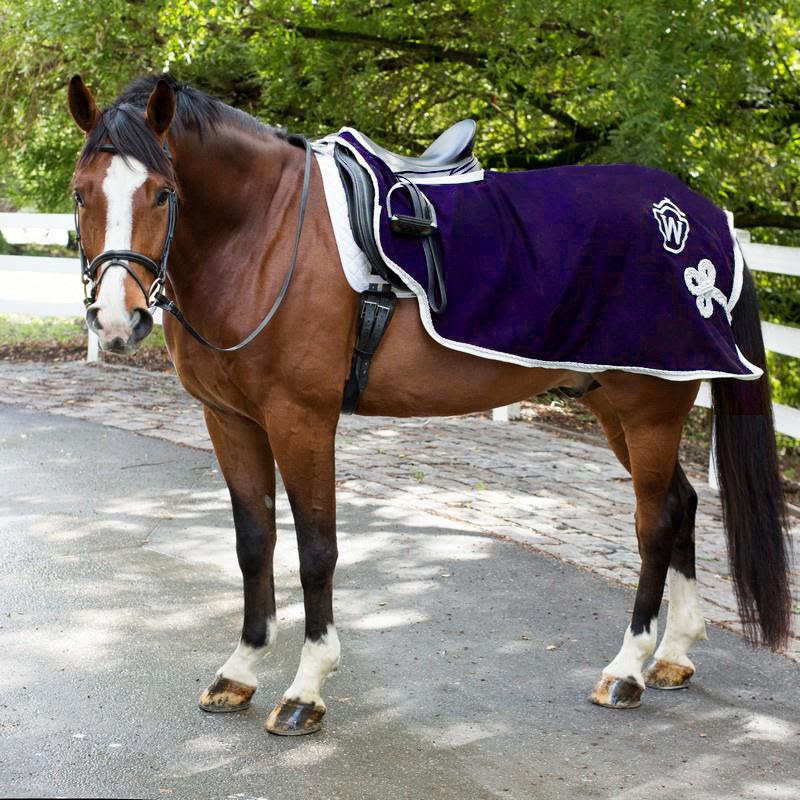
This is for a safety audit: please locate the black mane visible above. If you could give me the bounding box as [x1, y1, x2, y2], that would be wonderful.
[79, 74, 287, 176]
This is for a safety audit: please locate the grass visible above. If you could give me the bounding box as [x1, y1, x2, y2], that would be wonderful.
[0, 314, 167, 350]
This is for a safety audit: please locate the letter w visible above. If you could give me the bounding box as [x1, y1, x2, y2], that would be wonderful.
[663, 217, 684, 243]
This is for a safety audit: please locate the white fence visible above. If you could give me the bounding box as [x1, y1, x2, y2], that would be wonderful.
[1, 212, 798, 444]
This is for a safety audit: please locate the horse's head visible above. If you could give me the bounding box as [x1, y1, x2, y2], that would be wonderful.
[68, 76, 178, 354]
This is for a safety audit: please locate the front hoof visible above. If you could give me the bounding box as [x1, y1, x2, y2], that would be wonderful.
[644, 659, 694, 690]
[199, 676, 256, 713]
[265, 699, 325, 736]
[590, 675, 643, 709]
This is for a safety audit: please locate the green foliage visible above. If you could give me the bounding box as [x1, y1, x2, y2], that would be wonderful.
[0, 313, 86, 344]
[0, 0, 797, 406]
[0, 313, 166, 349]
[1, 0, 798, 225]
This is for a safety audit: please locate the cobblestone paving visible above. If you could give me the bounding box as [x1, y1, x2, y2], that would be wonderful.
[1, 360, 797, 661]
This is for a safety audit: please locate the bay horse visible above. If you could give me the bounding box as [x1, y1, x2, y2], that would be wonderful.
[67, 74, 791, 735]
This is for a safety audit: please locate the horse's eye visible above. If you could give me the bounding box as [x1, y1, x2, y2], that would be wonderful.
[73, 190, 85, 207]
[156, 189, 171, 207]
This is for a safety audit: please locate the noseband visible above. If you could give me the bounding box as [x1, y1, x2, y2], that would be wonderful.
[75, 136, 312, 352]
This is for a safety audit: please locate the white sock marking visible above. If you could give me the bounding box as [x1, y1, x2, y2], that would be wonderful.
[653, 569, 708, 669]
[283, 625, 341, 708]
[603, 620, 658, 688]
[96, 155, 149, 330]
[218, 618, 277, 687]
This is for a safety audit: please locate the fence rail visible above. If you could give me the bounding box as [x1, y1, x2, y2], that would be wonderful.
[1, 212, 798, 449]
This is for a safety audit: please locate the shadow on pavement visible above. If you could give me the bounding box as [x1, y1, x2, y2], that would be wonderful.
[1, 406, 798, 800]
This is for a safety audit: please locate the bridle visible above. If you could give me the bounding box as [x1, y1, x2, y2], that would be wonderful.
[76, 143, 177, 311]
[74, 135, 312, 353]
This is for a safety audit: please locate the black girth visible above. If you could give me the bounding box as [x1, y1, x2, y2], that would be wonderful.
[341, 284, 397, 415]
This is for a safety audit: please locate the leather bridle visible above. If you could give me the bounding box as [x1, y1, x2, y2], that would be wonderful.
[74, 135, 312, 353]
[75, 143, 177, 311]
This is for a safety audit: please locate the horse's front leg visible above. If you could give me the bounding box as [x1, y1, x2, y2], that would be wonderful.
[264, 402, 340, 735]
[198, 407, 278, 713]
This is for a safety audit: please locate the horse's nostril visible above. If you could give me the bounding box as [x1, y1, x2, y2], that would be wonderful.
[86, 306, 102, 332]
[131, 308, 154, 342]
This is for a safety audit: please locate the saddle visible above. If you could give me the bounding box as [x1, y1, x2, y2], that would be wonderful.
[355, 119, 478, 175]
[332, 121, 481, 414]
[333, 120, 480, 299]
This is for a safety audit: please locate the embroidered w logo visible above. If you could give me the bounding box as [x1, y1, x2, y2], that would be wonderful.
[652, 198, 690, 254]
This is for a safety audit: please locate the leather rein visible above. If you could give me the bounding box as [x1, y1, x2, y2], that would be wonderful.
[75, 135, 312, 353]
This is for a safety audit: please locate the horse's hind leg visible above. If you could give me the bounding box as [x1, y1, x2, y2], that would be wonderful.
[198, 408, 278, 713]
[586, 375, 699, 709]
[580, 387, 631, 473]
[644, 464, 708, 689]
[582, 387, 708, 692]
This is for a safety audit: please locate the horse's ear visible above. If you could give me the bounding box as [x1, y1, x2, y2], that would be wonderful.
[68, 75, 100, 133]
[146, 78, 176, 137]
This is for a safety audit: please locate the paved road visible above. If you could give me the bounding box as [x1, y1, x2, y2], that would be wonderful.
[0, 361, 797, 659]
[1, 404, 798, 800]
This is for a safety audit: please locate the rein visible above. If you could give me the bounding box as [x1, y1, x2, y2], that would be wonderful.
[76, 136, 312, 353]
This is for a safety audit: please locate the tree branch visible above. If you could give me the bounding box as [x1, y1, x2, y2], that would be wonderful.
[485, 139, 602, 169]
[733, 212, 800, 230]
[508, 80, 603, 142]
[284, 22, 487, 68]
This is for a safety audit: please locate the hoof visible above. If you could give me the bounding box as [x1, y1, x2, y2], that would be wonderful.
[644, 659, 694, 690]
[589, 675, 643, 709]
[265, 699, 325, 736]
[198, 676, 256, 713]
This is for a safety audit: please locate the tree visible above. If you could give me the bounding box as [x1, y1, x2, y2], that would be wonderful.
[0, 0, 798, 235]
[1, 0, 797, 409]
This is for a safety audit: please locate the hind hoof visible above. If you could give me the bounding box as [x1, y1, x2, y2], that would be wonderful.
[265, 699, 325, 736]
[590, 675, 643, 709]
[199, 676, 255, 713]
[644, 659, 694, 690]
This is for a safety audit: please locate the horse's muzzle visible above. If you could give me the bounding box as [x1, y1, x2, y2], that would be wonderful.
[86, 305, 154, 355]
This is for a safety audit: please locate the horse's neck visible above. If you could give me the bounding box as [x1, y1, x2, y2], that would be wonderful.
[167, 128, 304, 311]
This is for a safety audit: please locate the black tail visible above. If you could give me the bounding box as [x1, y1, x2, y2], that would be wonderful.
[711, 265, 791, 649]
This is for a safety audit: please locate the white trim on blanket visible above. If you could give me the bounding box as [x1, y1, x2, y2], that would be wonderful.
[316, 134, 762, 382]
[725, 210, 744, 311]
[409, 171, 485, 184]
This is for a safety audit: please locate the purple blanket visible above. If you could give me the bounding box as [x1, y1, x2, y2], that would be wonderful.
[337, 130, 760, 381]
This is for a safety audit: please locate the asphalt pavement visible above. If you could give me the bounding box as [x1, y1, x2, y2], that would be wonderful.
[1, 405, 798, 800]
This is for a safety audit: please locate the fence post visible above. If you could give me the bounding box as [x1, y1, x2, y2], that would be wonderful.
[86, 330, 99, 363]
[492, 403, 521, 422]
[708, 419, 719, 491]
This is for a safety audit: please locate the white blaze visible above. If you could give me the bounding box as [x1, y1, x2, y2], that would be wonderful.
[97, 155, 149, 326]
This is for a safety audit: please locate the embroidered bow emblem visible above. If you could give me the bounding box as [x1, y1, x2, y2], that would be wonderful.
[684, 258, 731, 323]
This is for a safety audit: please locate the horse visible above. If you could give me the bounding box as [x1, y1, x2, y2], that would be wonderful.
[67, 74, 791, 735]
